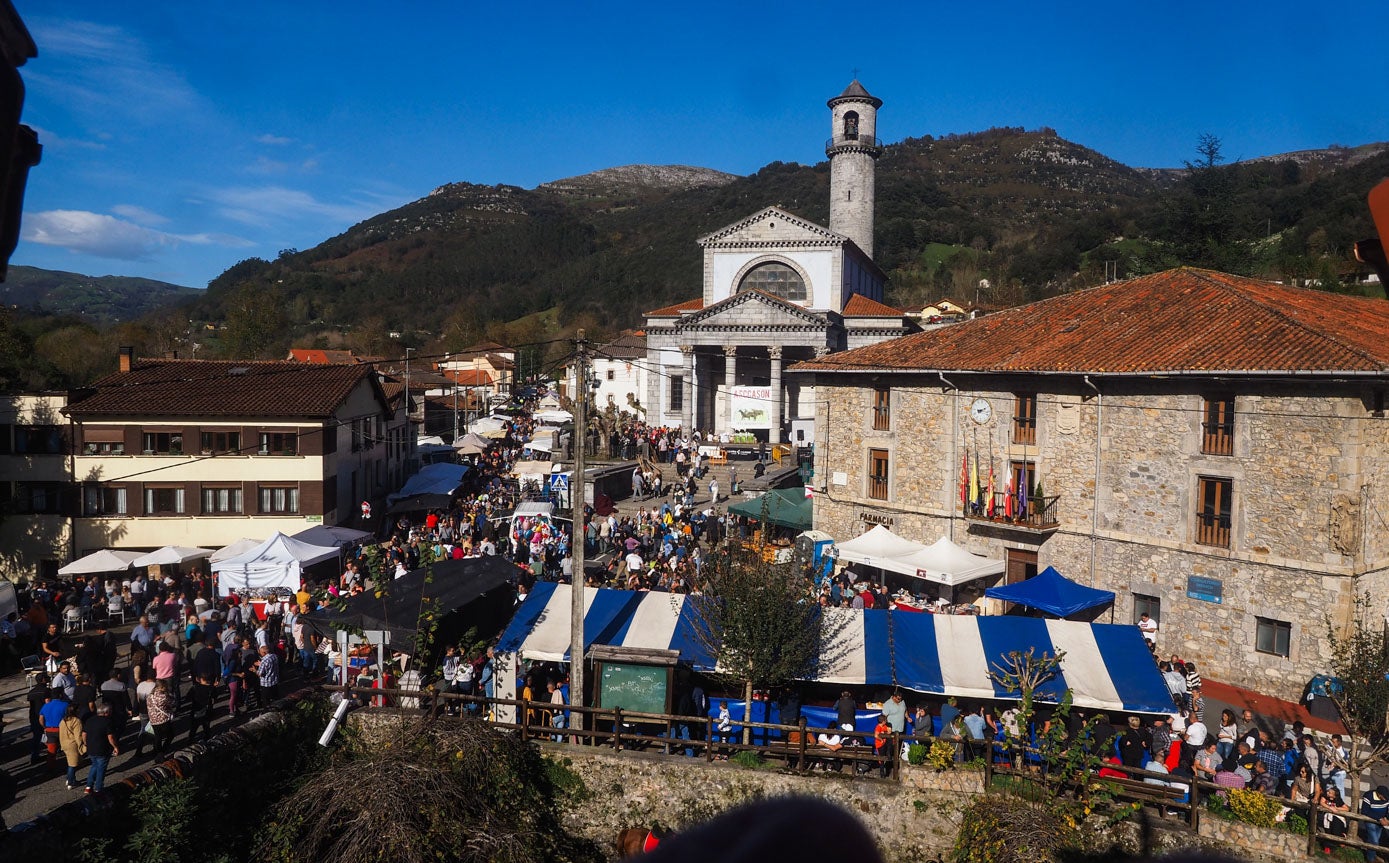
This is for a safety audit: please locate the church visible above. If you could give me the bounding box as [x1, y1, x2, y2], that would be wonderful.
[641, 81, 916, 444]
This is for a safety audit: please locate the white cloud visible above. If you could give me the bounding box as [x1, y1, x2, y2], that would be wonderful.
[22, 210, 251, 260]
[28, 125, 105, 151]
[110, 204, 169, 226]
[206, 185, 378, 227]
[26, 19, 203, 124]
[255, 134, 293, 146]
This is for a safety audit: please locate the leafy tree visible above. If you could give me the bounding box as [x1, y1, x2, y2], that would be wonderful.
[684, 542, 848, 743]
[1325, 592, 1389, 811]
[220, 281, 287, 359]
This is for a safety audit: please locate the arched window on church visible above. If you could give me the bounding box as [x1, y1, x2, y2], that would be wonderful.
[843, 111, 859, 140]
[738, 262, 807, 302]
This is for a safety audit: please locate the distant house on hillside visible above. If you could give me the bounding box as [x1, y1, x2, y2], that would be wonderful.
[562, 331, 647, 415]
[439, 341, 516, 398]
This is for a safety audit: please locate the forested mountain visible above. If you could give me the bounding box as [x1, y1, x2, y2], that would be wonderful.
[187, 128, 1388, 362]
[0, 266, 198, 322]
[7, 129, 1386, 387]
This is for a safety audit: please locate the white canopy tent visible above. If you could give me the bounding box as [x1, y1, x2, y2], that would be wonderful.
[58, 549, 142, 576]
[455, 432, 492, 455]
[468, 417, 508, 438]
[832, 525, 928, 576]
[533, 409, 572, 424]
[210, 538, 263, 563]
[291, 525, 373, 548]
[895, 536, 1006, 587]
[211, 532, 339, 597]
[130, 546, 214, 569]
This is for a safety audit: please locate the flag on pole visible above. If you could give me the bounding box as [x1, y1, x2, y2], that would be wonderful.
[804, 485, 814, 500]
[985, 463, 995, 517]
[968, 452, 980, 512]
[959, 450, 969, 509]
[1018, 466, 1029, 514]
[1004, 473, 1014, 519]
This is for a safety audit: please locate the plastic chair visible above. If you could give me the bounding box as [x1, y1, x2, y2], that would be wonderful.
[63, 606, 84, 633]
[106, 595, 127, 625]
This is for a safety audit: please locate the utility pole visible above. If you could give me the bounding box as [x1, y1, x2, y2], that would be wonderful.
[403, 346, 413, 430]
[569, 329, 589, 737]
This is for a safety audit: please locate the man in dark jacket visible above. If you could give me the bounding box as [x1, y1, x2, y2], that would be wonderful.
[834, 690, 857, 728]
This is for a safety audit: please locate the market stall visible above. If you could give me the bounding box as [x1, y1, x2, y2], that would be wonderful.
[210, 531, 339, 597]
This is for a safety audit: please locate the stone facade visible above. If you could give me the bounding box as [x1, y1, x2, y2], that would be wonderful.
[806, 372, 1389, 701]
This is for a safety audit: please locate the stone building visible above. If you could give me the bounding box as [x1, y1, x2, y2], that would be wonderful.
[792, 268, 1389, 700]
[641, 81, 915, 444]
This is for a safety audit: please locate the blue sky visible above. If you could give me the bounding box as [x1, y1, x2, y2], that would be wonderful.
[13, 1, 1389, 289]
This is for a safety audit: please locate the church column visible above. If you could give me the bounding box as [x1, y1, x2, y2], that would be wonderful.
[723, 345, 738, 436]
[645, 347, 662, 427]
[768, 346, 783, 445]
[680, 345, 694, 433]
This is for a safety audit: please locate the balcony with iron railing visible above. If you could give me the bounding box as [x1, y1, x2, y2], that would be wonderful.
[963, 492, 1060, 533]
[825, 134, 882, 153]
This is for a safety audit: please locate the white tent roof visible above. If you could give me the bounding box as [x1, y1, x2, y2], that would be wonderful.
[131, 546, 214, 568]
[534, 409, 572, 423]
[524, 437, 556, 453]
[833, 525, 928, 577]
[512, 460, 553, 477]
[469, 417, 506, 434]
[895, 536, 1006, 587]
[58, 549, 142, 575]
[211, 532, 339, 597]
[455, 432, 492, 450]
[210, 538, 263, 563]
[291, 525, 373, 548]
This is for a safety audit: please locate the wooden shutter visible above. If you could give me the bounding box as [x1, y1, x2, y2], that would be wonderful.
[299, 480, 323, 516]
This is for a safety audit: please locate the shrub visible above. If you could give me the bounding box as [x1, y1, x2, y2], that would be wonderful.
[1282, 813, 1309, 836]
[951, 794, 1081, 863]
[926, 739, 958, 771]
[731, 750, 766, 770]
[1226, 788, 1282, 829]
[906, 743, 928, 765]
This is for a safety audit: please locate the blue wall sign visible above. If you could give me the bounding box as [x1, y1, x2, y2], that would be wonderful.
[1186, 576, 1223, 604]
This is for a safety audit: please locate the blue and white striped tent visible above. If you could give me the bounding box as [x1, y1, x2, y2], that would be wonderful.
[493, 583, 1174, 720]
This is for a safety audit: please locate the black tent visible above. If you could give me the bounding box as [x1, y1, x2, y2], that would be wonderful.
[386, 492, 454, 515]
[304, 555, 519, 652]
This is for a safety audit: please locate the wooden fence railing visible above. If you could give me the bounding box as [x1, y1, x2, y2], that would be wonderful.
[338, 684, 1375, 851]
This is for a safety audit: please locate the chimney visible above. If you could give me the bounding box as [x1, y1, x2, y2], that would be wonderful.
[118, 346, 133, 373]
[163, 350, 179, 360]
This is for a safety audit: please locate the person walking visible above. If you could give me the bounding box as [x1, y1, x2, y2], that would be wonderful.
[82, 703, 119, 794]
[57, 704, 85, 789]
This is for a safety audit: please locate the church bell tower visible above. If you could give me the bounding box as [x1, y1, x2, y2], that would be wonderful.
[826, 80, 883, 259]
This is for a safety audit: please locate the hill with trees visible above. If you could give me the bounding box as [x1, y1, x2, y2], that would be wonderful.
[5, 129, 1387, 387]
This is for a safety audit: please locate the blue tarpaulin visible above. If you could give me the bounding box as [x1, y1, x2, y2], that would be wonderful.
[983, 566, 1116, 618]
[388, 462, 469, 504]
[496, 583, 1173, 715]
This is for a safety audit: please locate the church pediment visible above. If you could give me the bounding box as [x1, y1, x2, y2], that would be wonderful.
[698, 206, 846, 248]
[677, 288, 828, 330]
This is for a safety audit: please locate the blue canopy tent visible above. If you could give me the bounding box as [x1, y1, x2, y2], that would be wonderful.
[983, 566, 1116, 619]
[494, 582, 1173, 720]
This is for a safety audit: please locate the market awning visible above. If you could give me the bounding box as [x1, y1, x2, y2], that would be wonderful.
[815, 607, 1173, 714]
[895, 536, 1005, 587]
[388, 462, 469, 504]
[832, 525, 927, 576]
[304, 555, 520, 650]
[58, 549, 143, 575]
[210, 538, 262, 563]
[496, 582, 717, 667]
[386, 493, 454, 515]
[495, 583, 1171, 715]
[984, 566, 1116, 618]
[727, 487, 812, 531]
[130, 546, 214, 568]
[291, 525, 373, 548]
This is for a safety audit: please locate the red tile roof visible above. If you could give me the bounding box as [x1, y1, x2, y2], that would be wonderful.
[442, 368, 494, 386]
[793, 268, 1389, 375]
[286, 348, 360, 364]
[645, 298, 704, 317]
[67, 359, 382, 418]
[842, 294, 905, 316]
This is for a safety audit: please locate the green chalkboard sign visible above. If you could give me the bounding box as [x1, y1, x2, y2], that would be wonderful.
[597, 662, 669, 715]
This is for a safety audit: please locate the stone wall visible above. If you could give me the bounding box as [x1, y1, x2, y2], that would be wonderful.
[807, 372, 1389, 701]
[544, 743, 976, 862]
[543, 744, 1320, 863]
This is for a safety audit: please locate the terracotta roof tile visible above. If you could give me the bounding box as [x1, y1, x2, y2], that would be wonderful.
[442, 369, 494, 386]
[286, 348, 359, 364]
[645, 298, 703, 317]
[792, 268, 1389, 376]
[67, 359, 380, 418]
[842, 294, 904, 316]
